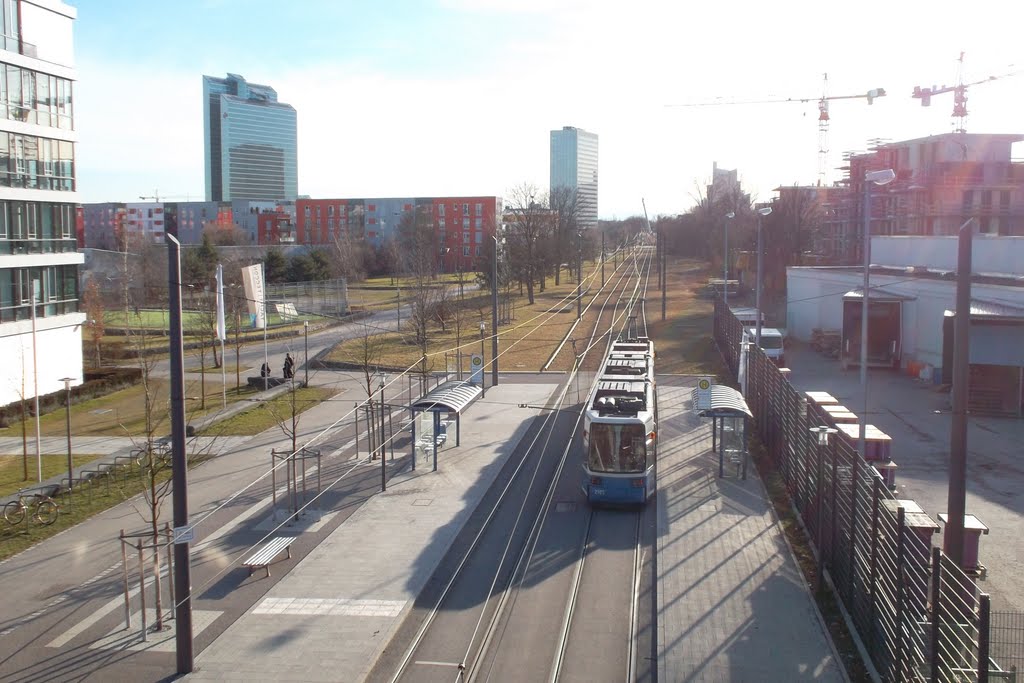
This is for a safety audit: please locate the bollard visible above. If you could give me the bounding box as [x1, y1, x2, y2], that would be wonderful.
[138, 539, 147, 641]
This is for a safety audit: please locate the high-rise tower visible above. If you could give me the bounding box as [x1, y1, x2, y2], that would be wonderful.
[550, 126, 598, 229]
[203, 73, 297, 202]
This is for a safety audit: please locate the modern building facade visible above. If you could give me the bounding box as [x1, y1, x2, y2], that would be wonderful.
[550, 126, 598, 229]
[0, 0, 84, 407]
[295, 196, 501, 272]
[203, 73, 298, 202]
[821, 133, 1024, 264]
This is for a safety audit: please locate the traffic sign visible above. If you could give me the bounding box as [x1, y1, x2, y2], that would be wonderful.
[173, 525, 195, 544]
[695, 376, 714, 410]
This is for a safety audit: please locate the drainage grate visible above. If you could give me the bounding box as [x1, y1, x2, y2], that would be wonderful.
[412, 499, 433, 506]
[554, 502, 577, 513]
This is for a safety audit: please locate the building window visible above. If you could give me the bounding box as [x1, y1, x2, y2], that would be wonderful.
[437, 204, 445, 217]
[474, 217, 482, 229]
[304, 206, 311, 217]
[438, 218, 446, 229]
[463, 246, 470, 257]
[328, 205, 334, 217]
[463, 231, 470, 243]
[475, 203, 482, 216]
[475, 231, 482, 243]
[462, 203, 469, 216]
[368, 204, 376, 212]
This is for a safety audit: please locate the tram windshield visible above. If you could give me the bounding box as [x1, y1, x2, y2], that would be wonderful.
[589, 423, 647, 473]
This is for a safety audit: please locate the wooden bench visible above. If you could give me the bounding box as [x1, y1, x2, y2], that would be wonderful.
[242, 537, 293, 577]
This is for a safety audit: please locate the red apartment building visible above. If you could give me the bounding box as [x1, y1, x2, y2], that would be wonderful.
[295, 196, 501, 272]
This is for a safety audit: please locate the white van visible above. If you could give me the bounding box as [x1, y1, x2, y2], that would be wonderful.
[743, 327, 785, 366]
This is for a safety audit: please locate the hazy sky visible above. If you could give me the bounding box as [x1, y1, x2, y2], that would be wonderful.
[72, 0, 1024, 218]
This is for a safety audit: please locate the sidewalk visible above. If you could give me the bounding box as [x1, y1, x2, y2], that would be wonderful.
[185, 380, 557, 682]
[656, 376, 847, 681]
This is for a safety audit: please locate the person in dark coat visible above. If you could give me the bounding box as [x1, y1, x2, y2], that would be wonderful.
[283, 354, 294, 379]
[261, 362, 271, 378]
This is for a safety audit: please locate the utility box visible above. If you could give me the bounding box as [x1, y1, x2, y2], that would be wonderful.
[938, 513, 990, 575]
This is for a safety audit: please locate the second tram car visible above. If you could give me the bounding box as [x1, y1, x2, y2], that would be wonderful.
[581, 338, 657, 504]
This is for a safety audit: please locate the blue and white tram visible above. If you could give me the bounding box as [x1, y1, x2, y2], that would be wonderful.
[581, 340, 657, 505]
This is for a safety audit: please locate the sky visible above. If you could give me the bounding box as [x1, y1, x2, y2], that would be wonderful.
[72, 0, 1024, 219]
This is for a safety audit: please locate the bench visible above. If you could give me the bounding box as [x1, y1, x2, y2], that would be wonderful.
[242, 537, 293, 577]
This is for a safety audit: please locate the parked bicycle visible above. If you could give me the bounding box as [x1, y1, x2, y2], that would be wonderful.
[3, 488, 59, 526]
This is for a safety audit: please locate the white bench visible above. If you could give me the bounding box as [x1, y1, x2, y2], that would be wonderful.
[242, 537, 293, 577]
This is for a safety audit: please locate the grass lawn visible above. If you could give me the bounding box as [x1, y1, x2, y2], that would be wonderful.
[646, 261, 727, 377]
[201, 386, 337, 436]
[0, 453, 210, 561]
[0, 454, 98, 498]
[0, 378, 261, 438]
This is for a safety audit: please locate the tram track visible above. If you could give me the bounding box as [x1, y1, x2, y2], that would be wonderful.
[375, 245, 654, 683]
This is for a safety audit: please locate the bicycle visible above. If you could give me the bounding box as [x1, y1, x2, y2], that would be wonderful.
[3, 489, 59, 526]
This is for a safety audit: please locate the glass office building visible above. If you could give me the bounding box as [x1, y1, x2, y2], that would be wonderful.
[550, 126, 598, 229]
[0, 0, 85, 407]
[203, 73, 297, 202]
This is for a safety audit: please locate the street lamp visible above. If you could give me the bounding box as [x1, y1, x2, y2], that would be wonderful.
[491, 234, 502, 389]
[859, 168, 896, 458]
[576, 230, 584, 321]
[809, 425, 837, 589]
[479, 321, 487, 398]
[724, 211, 736, 306]
[60, 377, 74, 494]
[754, 206, 772, 348]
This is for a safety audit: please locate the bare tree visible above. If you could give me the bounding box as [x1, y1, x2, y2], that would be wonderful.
[549, 185, 581, 286]
[396, 207, 440, 389]
[81, 278, 105, 367]
[505, 183, 552, 305]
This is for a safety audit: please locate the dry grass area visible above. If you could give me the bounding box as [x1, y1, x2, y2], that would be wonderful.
[327, 264, 604, 373]
[646, 260, 726, 377]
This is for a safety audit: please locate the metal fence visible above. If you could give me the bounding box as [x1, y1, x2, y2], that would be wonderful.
[266, 278, 348, 318]
[714, 297, 1015, 682]
[990, 612, 1024, 675]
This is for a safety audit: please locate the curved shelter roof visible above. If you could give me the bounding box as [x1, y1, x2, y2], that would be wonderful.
[691, 385, 752, 419]
[411, 380, 482, 413]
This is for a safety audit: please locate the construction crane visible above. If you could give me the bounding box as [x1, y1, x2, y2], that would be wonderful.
[137, 190, 192, 202]
[667, 75, 886, 186]
[912, 52, 1022, 133]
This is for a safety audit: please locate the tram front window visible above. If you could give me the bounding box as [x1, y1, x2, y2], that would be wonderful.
[589, 424, 647, 473]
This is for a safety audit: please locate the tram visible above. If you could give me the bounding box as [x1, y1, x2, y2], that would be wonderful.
[581, 338, 657, 504]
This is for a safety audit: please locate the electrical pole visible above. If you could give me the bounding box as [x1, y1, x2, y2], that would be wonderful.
[946, 218, 974, 567]
[601, 231, 605, 287]
[491, 235, 499, 388]
[660, 230, 667, 321]
[577, 231, 582, 321]
[166, 235, 193, 674]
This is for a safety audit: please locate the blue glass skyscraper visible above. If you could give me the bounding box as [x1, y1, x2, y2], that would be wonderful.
[203, 73, 298, 202]
[550, 126, 598, 229]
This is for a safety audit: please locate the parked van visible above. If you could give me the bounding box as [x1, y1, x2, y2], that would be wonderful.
[743, 327, 785, 366]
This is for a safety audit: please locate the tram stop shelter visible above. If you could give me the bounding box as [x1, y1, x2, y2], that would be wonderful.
[410, 380, 482, 471]
[692, 384, 753, 479]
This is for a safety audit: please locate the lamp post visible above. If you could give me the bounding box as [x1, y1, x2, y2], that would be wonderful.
[859, 168, 896, 459]
[724, 211, 735, 306]
[60, 377, 74, 494]
[303, 320, 309, 387]
[479, 321, 486, 398]
[810, 425, 837, 590]
[754, 207, 772, 348]
[491, 234, 500, 388]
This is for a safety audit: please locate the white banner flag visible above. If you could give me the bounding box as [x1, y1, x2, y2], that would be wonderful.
[215, 263, 226, 341]
[241, 263, 266, 329]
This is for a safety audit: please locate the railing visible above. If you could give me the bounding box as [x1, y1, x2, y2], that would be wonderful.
[715, 297, 1012, 681]
[0, 237, 78, 255]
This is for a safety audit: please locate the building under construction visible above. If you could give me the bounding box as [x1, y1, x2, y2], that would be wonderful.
[818, 132, 1024, 264]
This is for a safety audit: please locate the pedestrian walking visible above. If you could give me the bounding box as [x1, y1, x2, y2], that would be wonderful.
[261, 362, 271, 378]
[283, 354, 294, 379]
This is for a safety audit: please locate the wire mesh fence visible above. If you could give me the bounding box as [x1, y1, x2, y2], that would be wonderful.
[265, 278, 348, 319]
[714, 297, 1016, 682]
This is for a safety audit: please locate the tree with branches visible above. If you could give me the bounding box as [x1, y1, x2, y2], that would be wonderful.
[505, 183, 551, 305]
